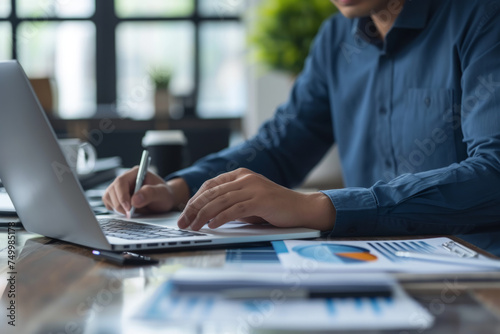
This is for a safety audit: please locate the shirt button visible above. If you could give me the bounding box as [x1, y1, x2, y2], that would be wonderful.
[347, 227, 357, 234]
[385, 159, 392, 168]
[379, 107, 387, 114]
[424, 97, 431, 107]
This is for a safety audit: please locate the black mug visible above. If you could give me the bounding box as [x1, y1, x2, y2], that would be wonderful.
[142, 130, 188, 177]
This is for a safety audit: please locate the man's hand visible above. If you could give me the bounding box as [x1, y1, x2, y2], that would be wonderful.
[177, 168, 336, 231]
[102, 167, 189, 216]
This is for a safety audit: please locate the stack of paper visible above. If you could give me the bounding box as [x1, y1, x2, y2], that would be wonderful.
[135, 269, 434, 331]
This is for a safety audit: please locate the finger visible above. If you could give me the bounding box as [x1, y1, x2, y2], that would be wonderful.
[131, 184, 171, 212]
[102, 189, 114, 211]
[114, 180, 133, 212]
[187, 190, 252, 231]
[102, 168, 137, 209]
[186, 170, 241, 207]
[178, 179, 245, 229]
[182, 170, 256, 222]
[102, 189, 112, 209]
[116, 168, 140, 210]
[108, 188, 127, 215]
[103, 196, 113, 211]
[205, 200, 255, 230]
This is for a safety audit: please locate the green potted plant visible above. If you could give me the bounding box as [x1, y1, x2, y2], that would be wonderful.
[149, 66, 172, 119]
[249, 0, 338, 76]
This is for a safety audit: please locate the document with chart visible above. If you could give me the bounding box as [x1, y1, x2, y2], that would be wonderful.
[272, 237, 500, 273]
[135, 278, 434, 331]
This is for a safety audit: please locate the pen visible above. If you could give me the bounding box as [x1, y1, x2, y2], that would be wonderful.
[92, 250, 159, 265]
[128, 150, 151, 218]
[394, 251, 500, 269]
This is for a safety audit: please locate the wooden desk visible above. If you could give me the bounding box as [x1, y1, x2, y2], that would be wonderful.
[1, 230, 500, 334]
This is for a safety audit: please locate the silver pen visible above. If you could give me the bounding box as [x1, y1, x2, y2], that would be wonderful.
[394, 251, 500, 269]
[128, 150, 151, 218]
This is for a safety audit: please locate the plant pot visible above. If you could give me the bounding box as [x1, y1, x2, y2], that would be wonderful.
[154, 88, 171, 119]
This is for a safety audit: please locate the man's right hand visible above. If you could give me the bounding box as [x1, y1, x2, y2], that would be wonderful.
[102, 167, 189, 216]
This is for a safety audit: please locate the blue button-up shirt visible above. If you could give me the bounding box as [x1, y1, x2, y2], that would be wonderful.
[170, 0, 500, 241]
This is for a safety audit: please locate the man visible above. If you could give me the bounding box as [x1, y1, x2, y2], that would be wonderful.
[104, 0, 500, 244]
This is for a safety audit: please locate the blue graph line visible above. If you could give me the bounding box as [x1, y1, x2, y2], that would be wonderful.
[418, 241, 436, 252]
[383, 296, 394, 305]
[325, 299, 336, 316]
[384, 242, 400, 252]
[371, 242, 402, 262]
[370, 298, 382, 315]
[410, 241, 429, 252]
[401, 241, 419, 251]
[355, 298, 363, 310]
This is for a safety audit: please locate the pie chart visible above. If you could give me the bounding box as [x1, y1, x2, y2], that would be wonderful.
[292, 244, 378, 263]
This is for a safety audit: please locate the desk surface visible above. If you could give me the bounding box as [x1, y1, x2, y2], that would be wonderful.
[1, 230, 500, 334]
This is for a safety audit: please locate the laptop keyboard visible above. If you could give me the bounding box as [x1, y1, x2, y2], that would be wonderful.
[98, 218, 206, 240]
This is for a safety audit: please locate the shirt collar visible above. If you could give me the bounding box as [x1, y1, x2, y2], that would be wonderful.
[351, 0, 433, 41]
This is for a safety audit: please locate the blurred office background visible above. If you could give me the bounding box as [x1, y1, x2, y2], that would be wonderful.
[0, 0, 342, 188]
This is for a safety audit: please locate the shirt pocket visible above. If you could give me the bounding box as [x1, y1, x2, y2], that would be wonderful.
[397, 88, 456, 174]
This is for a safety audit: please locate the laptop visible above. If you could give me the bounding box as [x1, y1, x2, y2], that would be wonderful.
[0, 60, 321, 251]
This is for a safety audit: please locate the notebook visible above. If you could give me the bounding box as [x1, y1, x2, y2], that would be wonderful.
[0, 60, 320, 251]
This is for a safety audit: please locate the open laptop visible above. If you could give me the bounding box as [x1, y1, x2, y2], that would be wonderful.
[0, 60, 320, 251]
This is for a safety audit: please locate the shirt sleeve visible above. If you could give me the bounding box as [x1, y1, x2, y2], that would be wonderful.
[167, 18, 335, 196]
[325, 4, 500, 237]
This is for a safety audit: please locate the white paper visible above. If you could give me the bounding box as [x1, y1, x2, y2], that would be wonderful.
[0, 192, 15, 213]
[273, 237, 499, 273]
[223, 245, 283, 271]
[135, 280, 433, 331]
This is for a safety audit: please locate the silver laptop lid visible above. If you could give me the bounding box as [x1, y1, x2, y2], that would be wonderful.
[0, 60, 110, 249]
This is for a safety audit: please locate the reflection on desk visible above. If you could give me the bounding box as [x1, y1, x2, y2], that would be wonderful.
[0, 231, 500, 334]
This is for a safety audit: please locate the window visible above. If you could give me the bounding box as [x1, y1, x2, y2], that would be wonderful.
[16, 0, 94, 18]
[199, 22, 246, 118]
[116, 22, 194, 118]
[0, 22, 11, 60]
[17, 21, 96, 118]
[0, 0, 245, 119]
[199, 0, 245, 16]
[0, 0, 10, 17]
[0, 0, 11, 60]
[115, 0, 193, 18]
